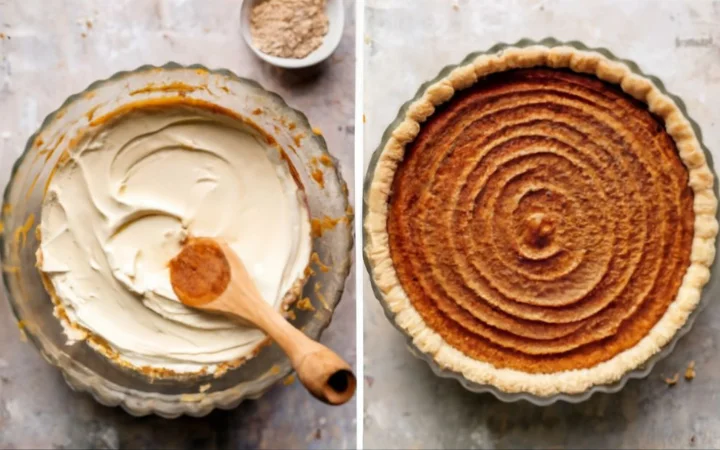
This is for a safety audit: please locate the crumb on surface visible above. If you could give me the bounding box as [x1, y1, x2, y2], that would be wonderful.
[664, 373, 680, 386]
[685, 360, 696, 380]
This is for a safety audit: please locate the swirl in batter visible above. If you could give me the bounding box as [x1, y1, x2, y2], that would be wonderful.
[38, 101, 311, 376]
[387, 68, 695, 374]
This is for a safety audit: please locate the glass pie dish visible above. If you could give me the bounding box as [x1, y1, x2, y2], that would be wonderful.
[362, 38, 720, 405]
[1, 63, 352, 417]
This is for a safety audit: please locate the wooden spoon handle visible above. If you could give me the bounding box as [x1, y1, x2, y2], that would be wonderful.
[249, 300, 356, 405]
[174, 239, 356, 405]
[285, 329, 356, 406]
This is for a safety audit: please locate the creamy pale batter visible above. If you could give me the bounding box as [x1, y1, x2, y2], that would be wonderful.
[38, 102, 312, 375]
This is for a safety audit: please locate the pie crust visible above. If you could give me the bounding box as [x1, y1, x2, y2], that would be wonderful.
[364, 45, 718, 396]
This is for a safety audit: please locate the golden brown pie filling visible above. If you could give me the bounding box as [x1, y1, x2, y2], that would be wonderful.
[387, 68, 695, 374]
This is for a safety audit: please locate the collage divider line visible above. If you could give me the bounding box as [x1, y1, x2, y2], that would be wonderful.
[354, 0, 365, 448]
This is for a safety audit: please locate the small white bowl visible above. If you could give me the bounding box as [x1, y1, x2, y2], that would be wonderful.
[240, 0, 345, 69]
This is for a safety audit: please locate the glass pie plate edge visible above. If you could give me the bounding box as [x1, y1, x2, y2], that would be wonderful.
[0, 63, 353, 418]
[362, 38, 720, 405]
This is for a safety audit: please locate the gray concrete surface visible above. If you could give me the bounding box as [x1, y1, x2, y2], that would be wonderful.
[0, 1, 356, 449]
[363, 0, 720, 448]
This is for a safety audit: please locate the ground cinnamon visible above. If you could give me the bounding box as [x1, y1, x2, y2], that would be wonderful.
[250, 0, 329, 59]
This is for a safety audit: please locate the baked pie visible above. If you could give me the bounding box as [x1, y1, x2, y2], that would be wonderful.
[365, 46, 718, 396]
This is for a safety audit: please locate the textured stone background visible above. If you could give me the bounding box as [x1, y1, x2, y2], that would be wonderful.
[363, 0, 720, 448]
[0, 1, 356, 449]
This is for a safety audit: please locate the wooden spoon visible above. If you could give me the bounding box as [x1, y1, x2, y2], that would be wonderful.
[168, 237, 356, 405]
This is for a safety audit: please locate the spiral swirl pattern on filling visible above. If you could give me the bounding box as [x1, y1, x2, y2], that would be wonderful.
[387, 68, 695, 373]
